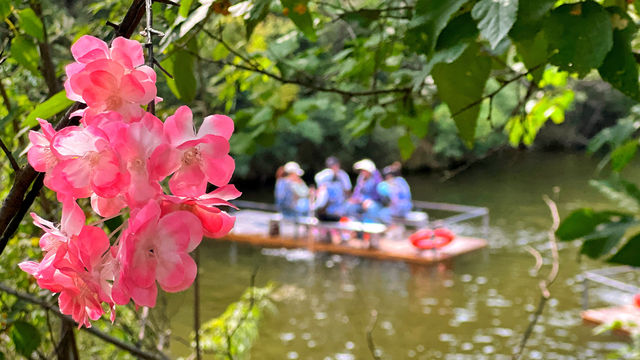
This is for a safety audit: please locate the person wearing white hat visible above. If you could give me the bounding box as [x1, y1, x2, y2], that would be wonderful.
[347, 158, 383, 222]
[275, 161, 310, 218]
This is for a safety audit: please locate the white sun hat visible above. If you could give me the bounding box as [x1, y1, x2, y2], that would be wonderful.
[353, 159, 376, 173]
[284, 161, 304, 176]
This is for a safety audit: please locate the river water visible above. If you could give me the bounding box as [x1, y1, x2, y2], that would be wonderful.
[166, 151, 637, 359]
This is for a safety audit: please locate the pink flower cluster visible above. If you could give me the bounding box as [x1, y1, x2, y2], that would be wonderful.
[20, 36, 240, 327]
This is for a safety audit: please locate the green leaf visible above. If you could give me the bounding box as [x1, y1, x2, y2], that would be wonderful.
[342, 9, 381, 28]
[407, 0, 470, 56]
[432, 43, 491, 147]
[579, 219, 637, 259]
[212, 42, 229, 61]
[514, 30, 548, 84]
[610, 139, 638, 172]
[587, 117, 637, 154]
[556, 208, 631, 241]
[161, 49, 197, 102]
[104, 215, 123, 233]
[509, 0, 555, 41]
[246, 0, 271, 39]
[179, 0, 194, 18]
[0, 1, 12, 21]
[10, 321, 41, 358]
[17, 8, 44, 42]
[398, 133, 415, 160]
[10, 35, 39, 75]
[608, 232, 640, 266]
[545, 1, 613, 77]
[598, 7, 640, 101]
[24, 91, 73, 127]
[471, 0, 518, 49]
[281, 0, 316, 41]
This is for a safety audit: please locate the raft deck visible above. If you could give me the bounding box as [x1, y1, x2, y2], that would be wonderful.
[581, 305, 640, 335]
[580, 266, 640, 336]
[221, 209, 488, 265]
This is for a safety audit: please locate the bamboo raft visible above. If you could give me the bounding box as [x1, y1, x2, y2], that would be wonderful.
[220, 205, 489, 265]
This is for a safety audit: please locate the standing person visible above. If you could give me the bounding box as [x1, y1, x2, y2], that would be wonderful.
[275, 162, 310, 218]
[314, 156, 351, 221]
[377, 162, 412, 224]
[347, 158, 382, 222]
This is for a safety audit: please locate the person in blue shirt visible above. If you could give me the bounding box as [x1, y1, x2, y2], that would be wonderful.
[314, 156, 351, 221]
[275, 162, 310, 218]
[377, 162, 412, 224]
[347, 159, 382, 222]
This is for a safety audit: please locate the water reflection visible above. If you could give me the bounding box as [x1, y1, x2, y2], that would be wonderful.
[166, 153, 633, 358]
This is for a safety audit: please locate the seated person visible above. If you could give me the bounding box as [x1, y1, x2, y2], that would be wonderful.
[377, 162, 412, 224]
[275, 162, 310, 218]
[347, 158, 383, 223]
[313, 157, 351, 222]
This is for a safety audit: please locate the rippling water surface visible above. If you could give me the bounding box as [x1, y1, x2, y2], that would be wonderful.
[167, 152, 638, 359]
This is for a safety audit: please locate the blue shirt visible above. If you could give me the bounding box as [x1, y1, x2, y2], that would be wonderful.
[377, 176, 412, 217]
[352, 170, 382, 204]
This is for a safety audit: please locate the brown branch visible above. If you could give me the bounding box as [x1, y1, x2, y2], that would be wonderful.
[0, 137, 19, 172]
[0, 282, 168, 360]
[200, 29, 412, 97]
[30, 0, 61, 95]
[512, 195, 560, 360]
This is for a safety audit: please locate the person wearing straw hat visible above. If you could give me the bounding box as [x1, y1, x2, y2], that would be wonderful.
[275, 161, 310, 218]
[347, 158, 383, 222]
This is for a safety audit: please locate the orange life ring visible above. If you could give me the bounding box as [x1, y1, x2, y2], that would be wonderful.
[409, 227, 455, 250]
[634, 294, 640, 308]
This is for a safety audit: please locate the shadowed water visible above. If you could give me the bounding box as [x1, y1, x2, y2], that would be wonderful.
[166, 152, 637, 359]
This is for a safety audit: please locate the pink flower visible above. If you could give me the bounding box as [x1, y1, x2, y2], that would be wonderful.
[114, 201, 203, 307]
[164, 106, 235, 197]
[111, 113, 178, 207]
[28, 119, 58, 173]
[161, 184, 241, 238]
[48, 125, 128, 199]
[64, 36, 156, 120]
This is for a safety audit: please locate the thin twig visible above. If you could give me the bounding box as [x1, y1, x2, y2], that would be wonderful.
[144, 0, 156, 114]
[194, 247, 201, 360]
[512, 195, 561, 359]
[524, 245, 543, 275]
[366, 309, 382, 360]
[0, 137, 19, 172]
[225, 267, 259, 359]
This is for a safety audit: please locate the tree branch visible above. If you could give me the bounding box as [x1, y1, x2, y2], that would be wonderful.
[199, 29, 412, 97]
[0, 137, 19, 172]
[30, 0, 61, 95]
[0, 282, 169, 360]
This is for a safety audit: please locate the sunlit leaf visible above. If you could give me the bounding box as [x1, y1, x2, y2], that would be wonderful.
[24, 90, 73, 127]
[509, 0, 555, 41]
[432, 43, 491, 147]
[545, 1, 613, 77]
[471, 0, 518, 49]
[179, 0, 194, 18]
[0, 1, 12, 21]
[514, 31, 548, 84]
[17, 8, 44, 42]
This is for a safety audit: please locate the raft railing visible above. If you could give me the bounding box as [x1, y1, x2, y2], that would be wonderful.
[580, 266, 640, 310]
[232, 200, 490, 236]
